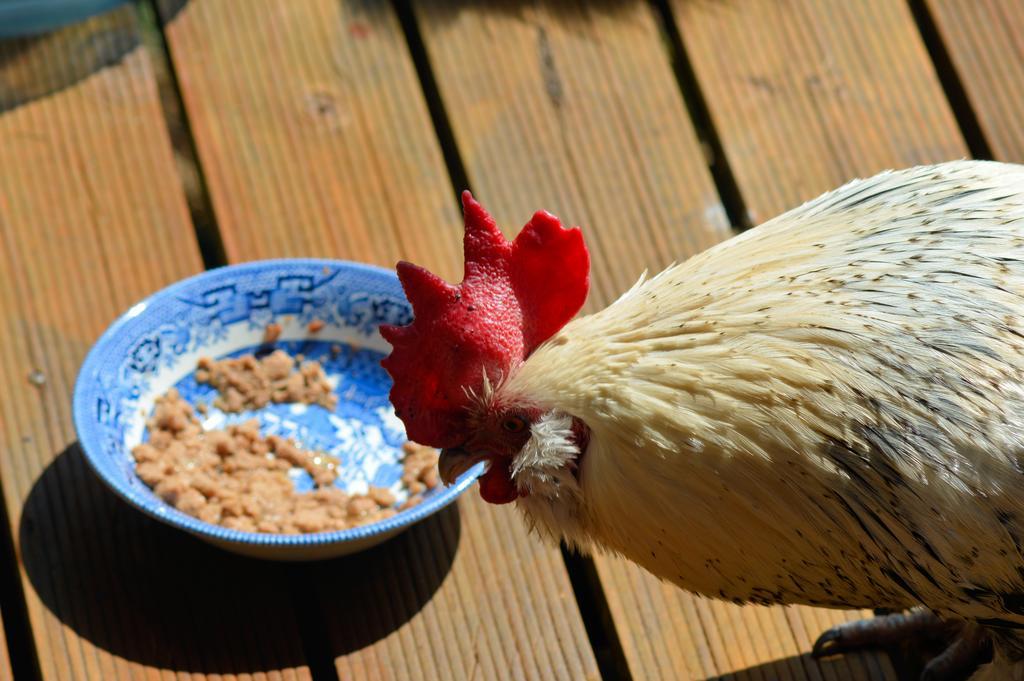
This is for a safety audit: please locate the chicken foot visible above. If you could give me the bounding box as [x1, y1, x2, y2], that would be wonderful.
[812, 608, 992, 681]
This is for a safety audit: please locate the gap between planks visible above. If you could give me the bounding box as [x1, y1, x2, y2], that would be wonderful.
[906, 0, 993, 160]
[0, 5, 315, 680]
[153, 2, 603, 679]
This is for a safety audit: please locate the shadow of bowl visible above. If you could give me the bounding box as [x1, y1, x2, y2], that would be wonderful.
[20, 443, 461, 674]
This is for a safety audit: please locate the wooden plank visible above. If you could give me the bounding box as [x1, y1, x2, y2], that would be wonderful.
[925, 0, 1024, 161]
[414, 0, 732, 310]
[414, 1, 910, 679]
[673, 0, 968, 226]
[0, 7, 313, 680]
[155, 0, 463, 274]
[155, 2, 601, 679]
[600, 558, 898, 680]
[587, 0, 969, 678]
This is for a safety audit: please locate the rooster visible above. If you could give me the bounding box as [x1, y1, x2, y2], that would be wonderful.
[380, 160, 1024, 680]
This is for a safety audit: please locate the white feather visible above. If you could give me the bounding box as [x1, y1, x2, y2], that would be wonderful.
[497, 161, 1024, 668]
[511, 412, 589, 549]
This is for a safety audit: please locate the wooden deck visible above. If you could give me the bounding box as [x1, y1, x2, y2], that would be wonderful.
[0, 1, 1020, 679]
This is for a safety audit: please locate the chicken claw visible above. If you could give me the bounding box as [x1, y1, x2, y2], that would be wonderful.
[919, 626, 992, 681]
[813, 608, 992, 680]
[813, 608, 952, 656]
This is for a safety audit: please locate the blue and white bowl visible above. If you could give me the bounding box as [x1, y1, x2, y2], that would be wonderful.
[73, 259, 482, 561]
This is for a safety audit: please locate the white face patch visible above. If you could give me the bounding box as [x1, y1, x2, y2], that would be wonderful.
[511, 412, 590, 550]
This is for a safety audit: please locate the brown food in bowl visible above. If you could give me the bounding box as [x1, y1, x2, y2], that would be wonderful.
[195, 349, 338, 413]
[263, 322, 283, 344]
[132, 349, 442, 534]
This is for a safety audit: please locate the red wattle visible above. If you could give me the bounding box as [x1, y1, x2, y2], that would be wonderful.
[478, 459, 519, 504]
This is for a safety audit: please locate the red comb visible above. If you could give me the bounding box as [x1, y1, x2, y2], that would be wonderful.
[380, 191, 590, 447]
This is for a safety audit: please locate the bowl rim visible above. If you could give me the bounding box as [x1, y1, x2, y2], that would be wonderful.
[72, 258, 481, 550]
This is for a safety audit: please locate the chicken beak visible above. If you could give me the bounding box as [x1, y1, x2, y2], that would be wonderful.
[438, 447, 484, 486]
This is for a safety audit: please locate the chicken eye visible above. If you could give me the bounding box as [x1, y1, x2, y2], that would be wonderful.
[501, 415, 527, 433]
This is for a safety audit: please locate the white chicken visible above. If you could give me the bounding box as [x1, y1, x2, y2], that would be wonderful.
[382, 160, 1024, 680]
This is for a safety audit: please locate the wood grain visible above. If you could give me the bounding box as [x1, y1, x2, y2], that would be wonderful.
[156, 1, 601, 678]
[0, 7, 312, 680]
[925, 0, 1024, 161]
[600, 558, 895, 680]
[414, 0, 732, 312]
[415, 1, 906, 679]
[156, 0, 463, 276]
[672, 0, 968, 226]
